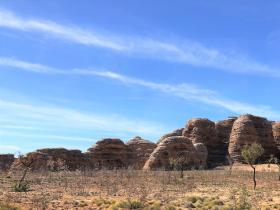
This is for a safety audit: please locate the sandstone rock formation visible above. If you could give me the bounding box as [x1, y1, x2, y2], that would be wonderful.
[0, 154, 15, 171]
[272, 122, 280, 151]
[10, 148, 89, 171]
[182, 118, 216, 144]
[228, 114, 279, 162]
[182, 118, 217, 167]
[126, 136, 156, 169]
[6, 114, 280, 171]
[193, 143, 208, 168]
[214, 117, 237, 165]
[143, 136, 206, 170]
[157, 128, 184, 144]
[87, 138, 131, 169]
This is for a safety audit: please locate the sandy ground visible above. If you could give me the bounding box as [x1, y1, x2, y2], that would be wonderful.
[0, 164, 279, 209]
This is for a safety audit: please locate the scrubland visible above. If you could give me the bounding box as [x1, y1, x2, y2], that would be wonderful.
[0, 164, 280, 210]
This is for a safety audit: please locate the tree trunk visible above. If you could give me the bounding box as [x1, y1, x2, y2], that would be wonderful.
[19, 167, 28, 185]
[180, 169, 184, 179]
[253, 167, 256, 190]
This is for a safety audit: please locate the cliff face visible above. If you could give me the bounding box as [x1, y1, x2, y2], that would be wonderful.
[228, 115, 279, 162]
[272, 122, 280, 151]
[214, 117, 237, 165]
[0, 154, 15, 171]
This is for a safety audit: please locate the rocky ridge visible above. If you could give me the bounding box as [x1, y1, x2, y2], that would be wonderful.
[2, 114, 280, 171]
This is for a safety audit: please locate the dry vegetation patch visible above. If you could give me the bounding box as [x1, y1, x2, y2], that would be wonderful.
[0, 166, 280, 209]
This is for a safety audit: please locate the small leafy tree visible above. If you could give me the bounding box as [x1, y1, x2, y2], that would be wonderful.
[269, 155, 280, 181]
[13, 154, 37, 192]
[241, 143, 264, 190]
[13, 152, 48, 192]
[169, 152, 189, 178]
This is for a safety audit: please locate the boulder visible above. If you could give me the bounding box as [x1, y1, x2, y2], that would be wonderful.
[143, 136, 204, 170]
[157, 128, 184, 144]
[86, 138, 131, 169]
[0, 154, 15, 171]
[10, 148, 89, 171]
[272, 122, 280, 151]
[126, 136, 156, 169]
[228, 114, 279, 162]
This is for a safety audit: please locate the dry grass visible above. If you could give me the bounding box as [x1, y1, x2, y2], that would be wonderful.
[0, 164, 280, 209]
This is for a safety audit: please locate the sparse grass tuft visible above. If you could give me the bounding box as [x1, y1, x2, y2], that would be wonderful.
[112, 199, 145, 209]
[164, 205, 176, 210]
[92, 198, 115, 206]
[0, 202, 20, 210]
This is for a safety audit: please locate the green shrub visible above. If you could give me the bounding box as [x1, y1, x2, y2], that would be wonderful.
[114, 199, 144, 209]
[187, 196, 204, 203]
[12, 181, 30, 192]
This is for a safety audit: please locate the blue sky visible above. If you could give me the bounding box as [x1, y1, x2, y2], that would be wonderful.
[0, 0, 280, 154]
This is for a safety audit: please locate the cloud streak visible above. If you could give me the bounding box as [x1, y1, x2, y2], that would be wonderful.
[77, 70, 280, 119]
[0, 9, 280, 77]
[0, 9, 124, 50]
[0, 98, 167, 139]
[1, 57, 279, 119]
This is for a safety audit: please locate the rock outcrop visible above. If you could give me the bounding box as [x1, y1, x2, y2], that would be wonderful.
[126, 136, 156, 169]
[272, 122, 280, 151]
[228, 115, 279, 162]
[0, 154, 15, 171]
[182, 118, 216, 144]
[10, 148, 89, 171]
[86, 138, 131, 169]
[182, 118, 217, 167]
[157, 128, 184, 144]
[143, 136, 206, 170]
[214, 117, 237, 165]
[193, 143, 208, 169]
[6, 114, 280, 171]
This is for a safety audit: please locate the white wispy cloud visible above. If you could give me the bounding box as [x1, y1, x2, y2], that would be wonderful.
[0, 57, 61, 73]
[76, 70, 280, 119]
[0, 9, 124, 50]
[0, 57, 279, 119]
[0, 9, 280, 77]
[0, 97, 167, 139]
